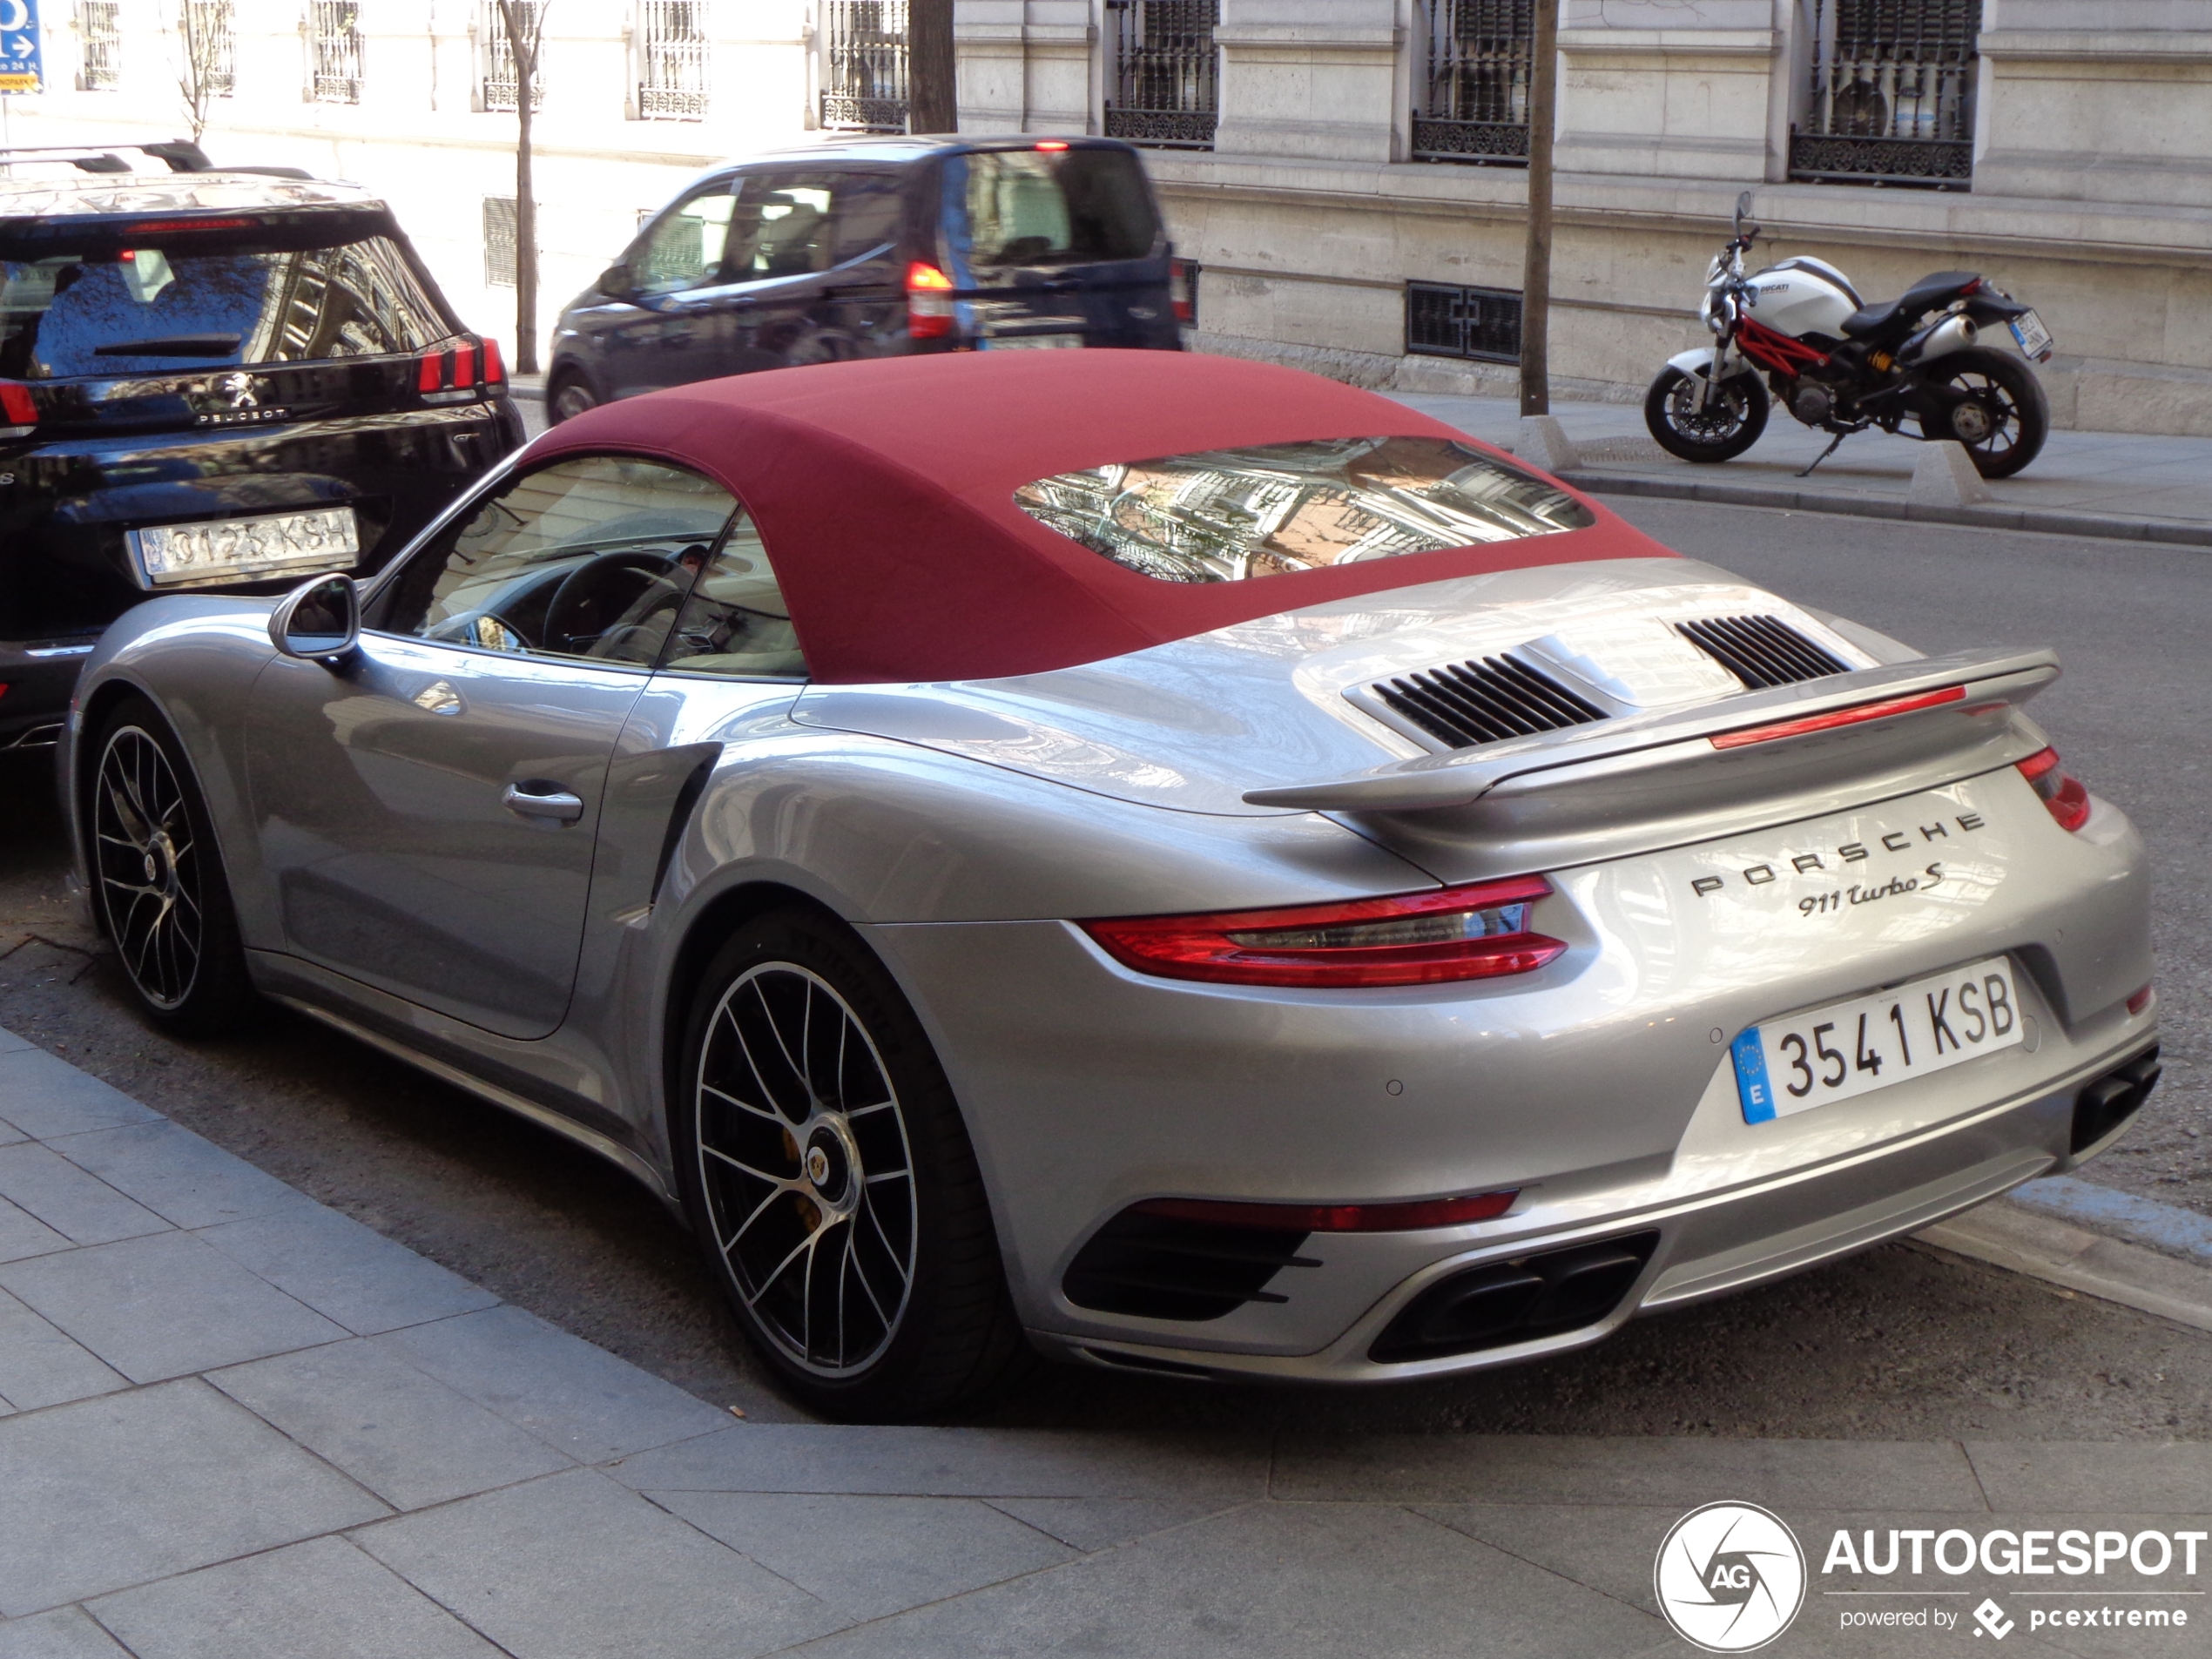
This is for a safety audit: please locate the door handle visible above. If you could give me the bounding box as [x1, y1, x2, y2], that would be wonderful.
[502, 781, 585, 824]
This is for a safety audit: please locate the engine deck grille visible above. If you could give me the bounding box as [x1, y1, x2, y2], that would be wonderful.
[1372, 655, 1607, 752]
[1063, 1207, 1319, 1322]
[1677, 615, 1849, 689]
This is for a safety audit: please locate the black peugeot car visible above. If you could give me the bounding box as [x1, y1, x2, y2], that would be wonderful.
[544, 135, 1187, 422]
[0, 167, 523, 751]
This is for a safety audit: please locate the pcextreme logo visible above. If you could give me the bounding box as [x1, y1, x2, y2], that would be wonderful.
[1655, 1502, 1808, 1652]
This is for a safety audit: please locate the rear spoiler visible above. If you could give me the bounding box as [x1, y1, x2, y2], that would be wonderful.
[1244, 647, 2058, 813]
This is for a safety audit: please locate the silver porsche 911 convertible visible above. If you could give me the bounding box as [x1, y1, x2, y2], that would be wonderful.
[64, 351, 2158, 1418]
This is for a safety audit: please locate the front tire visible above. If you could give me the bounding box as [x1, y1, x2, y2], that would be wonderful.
[673, 907, 1028, 1420]
[1645, 363, 1770, 462]
[87, 698, 257, 1036]
[1921, 347, 2047, 478]
[546, 368, 598, 425]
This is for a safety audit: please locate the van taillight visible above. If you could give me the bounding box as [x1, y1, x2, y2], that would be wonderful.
[1170, 258, 1197, 326]
[906, 261, 956, 341]
[0, 381, 36, 432]
[416, 338, 493, 398]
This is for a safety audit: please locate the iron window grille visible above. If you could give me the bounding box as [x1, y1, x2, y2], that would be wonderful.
[1413, 0, 1532, 165]
[639, 0, 709, 119]
[1406, 280, 1522, 364]
[1104, 0, 1218, 151]
[820, 0, 908, 132]
[484, 196, 518, 288]
[181, 0, 236, 98]
[74, 1, 122, 90]
[308, 0, 364, 105]
[1790, 0, 1979, 188]
[479, 1, 543, 112]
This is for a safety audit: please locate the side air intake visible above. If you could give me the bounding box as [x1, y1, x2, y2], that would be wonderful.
[1064, 1207, 1319, 1322]
[1677, 615, 1849, 689]
[1372, 656, 1607, 752]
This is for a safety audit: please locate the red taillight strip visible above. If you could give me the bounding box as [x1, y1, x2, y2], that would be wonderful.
[1136, 1190, 1519, 1232]
[0, 381, 36, 426]
[1709, 685, 1966, 750]
[2016, 745, 2091, 832]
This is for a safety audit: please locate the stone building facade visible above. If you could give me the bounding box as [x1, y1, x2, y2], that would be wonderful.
[959, 0, 2212, 435]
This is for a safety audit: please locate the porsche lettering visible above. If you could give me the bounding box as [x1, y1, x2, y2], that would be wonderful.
[1690, 813, 1986, 897]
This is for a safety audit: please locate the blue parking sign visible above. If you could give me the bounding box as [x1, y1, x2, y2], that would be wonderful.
[0, 0, 42, 95]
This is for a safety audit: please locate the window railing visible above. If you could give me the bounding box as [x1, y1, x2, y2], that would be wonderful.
[1104, 0, 1217, 150]
[1406, 280, 1522, 364]
[484, 196, 517, 287]
[820, 0, 907, 132]
[1790, 0, 1979, 188]
[74, 1, 122, 89]
[639, 0, 709, 118]
[1413, 0, 1532, 165]
[480, 0, 543, 112]
[308, 0, 364, 104]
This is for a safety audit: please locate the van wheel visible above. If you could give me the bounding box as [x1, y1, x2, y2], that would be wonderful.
[548, 370, 598, 425]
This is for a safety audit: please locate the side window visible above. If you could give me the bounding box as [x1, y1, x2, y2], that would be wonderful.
[727, 172, 838, 283]
[657, 512, 807, 681]
[634, 180, 740, 296]
[379, 456, 738, 667]
[831, 173, 906, 265]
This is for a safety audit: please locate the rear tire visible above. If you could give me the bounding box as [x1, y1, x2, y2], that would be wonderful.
[1644, 364, 1770, 462]
[547, 368, 598, 425]
[1921, 347, 2047, 478]
[87, 698, 257, 1036]
[672, 906, 1030, 1420]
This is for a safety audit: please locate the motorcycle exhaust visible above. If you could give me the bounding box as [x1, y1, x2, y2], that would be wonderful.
[1900, 314, 1977, 367]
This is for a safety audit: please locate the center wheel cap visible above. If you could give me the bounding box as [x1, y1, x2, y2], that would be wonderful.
[805, 1145, 831, 1184]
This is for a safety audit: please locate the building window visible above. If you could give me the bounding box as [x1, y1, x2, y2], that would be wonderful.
[74, 1, 122, 89]
[639, 0, 709, 119]
[1790, 0, 1979, 189]
[180, 0, 236, 98]
[308, 0, 364, 104]
[1413, 0, 1531, 165]
[1406, 281, 1522, 364]
[484, 196, 518, 287]
[1103, 0, 1217, 151]
[479, 1, 543, 112]
[820, 0, 907, 132]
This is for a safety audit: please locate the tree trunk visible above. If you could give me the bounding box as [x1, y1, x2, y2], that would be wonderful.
[502, 1, 542, 375]
[1518, 0, 1559, 417]
[907, 0, 957, 135]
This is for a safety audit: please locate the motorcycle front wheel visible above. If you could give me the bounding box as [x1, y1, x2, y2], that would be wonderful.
[1920, 347, 2048, 478]
[1644, 365, 1770, 462]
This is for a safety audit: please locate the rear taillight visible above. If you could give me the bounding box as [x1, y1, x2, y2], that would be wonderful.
[2017, 746, 2091, 832]
[1170, 257, 1197, 326]
[481, 337, 505, 383]
[1135, 1190, 1519, 1232]
[906, 261, 956, 341]
[415, 336, 494, 399]
[1082, 875, 1565, 988]
[0, 380, 37, 434]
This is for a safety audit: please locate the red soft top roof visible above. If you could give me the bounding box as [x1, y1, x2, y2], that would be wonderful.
[528, 350, 1676, 684]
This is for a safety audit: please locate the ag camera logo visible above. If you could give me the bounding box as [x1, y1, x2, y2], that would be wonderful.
[1656, 1501, 1807, 1652]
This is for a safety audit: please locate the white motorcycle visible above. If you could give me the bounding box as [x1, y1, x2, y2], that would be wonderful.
[1645, 192, 2054, 478]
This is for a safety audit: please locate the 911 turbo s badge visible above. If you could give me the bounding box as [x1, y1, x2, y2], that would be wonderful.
[1689, 810, 1986, 897]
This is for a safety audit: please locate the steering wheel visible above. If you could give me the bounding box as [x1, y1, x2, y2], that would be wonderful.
[542, 550, 684, 655]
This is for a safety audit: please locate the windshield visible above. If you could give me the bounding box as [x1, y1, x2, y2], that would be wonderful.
[1014, 436, 1596, 583]
[0, 233, 448, 379]
[950, 148, 1158, 271]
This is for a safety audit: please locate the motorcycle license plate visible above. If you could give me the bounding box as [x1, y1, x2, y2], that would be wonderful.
[2009, 309, 2055, 362]
[1730, 957, 2023, 1124]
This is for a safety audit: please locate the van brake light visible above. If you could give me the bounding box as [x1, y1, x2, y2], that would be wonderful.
[906, 261, 956, 341]
[0, 381, 37, 431]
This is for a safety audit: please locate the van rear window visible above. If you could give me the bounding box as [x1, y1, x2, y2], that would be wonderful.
[0, 233, 448, 380]
[1014, 437, 1595, 583]
[951, 149, 1158, 271]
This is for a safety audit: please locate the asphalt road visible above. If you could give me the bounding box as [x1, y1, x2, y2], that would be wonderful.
[1, 498, 2204, 1433]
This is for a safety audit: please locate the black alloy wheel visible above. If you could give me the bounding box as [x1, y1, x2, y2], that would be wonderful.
[1644, 364, 1770, 462]
[89, 698, 256, 1035]
[547, 370, 598, 425]
[675, 907, 1030, 1419]
[1922, 347, 2049, 479]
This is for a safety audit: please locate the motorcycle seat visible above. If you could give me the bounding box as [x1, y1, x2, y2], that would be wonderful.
[1839, 271, 1982, 339]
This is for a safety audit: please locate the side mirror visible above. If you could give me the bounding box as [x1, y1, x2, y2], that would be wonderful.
[269, 572, 359, 664]
[598, 261, 635, 300]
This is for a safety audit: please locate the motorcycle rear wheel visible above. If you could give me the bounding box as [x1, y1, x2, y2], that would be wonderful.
[1920, 347, 2048, 478]
[1644, 365, 1769, 463]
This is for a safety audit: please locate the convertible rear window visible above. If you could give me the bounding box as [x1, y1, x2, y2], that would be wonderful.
[1012, 436, 1595, 583]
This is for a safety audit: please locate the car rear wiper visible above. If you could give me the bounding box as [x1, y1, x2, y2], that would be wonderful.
[92, 334, 244, 358]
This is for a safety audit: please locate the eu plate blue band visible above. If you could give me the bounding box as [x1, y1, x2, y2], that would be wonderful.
[1732, 1028, 1777, 1123]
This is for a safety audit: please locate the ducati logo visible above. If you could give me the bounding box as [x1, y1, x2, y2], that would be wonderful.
[1655, 1502, 1807, 1652]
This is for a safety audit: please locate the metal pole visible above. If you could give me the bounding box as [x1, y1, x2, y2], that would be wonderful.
[1518, 0, 1557, 416]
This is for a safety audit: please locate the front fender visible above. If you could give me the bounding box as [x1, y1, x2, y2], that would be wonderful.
[1665, 345, 1723, 377]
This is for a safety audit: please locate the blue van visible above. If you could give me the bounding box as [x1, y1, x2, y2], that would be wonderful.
[545, 136, 1189, 421]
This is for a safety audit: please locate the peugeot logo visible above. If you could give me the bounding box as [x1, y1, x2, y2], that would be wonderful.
[191, 372, 286, 427]
[218, 371, 261, 409]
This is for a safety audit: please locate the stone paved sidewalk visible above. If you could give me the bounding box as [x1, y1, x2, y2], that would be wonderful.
[3, 1023, 2210, 1659]
[1388, 392, 2212, 547]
